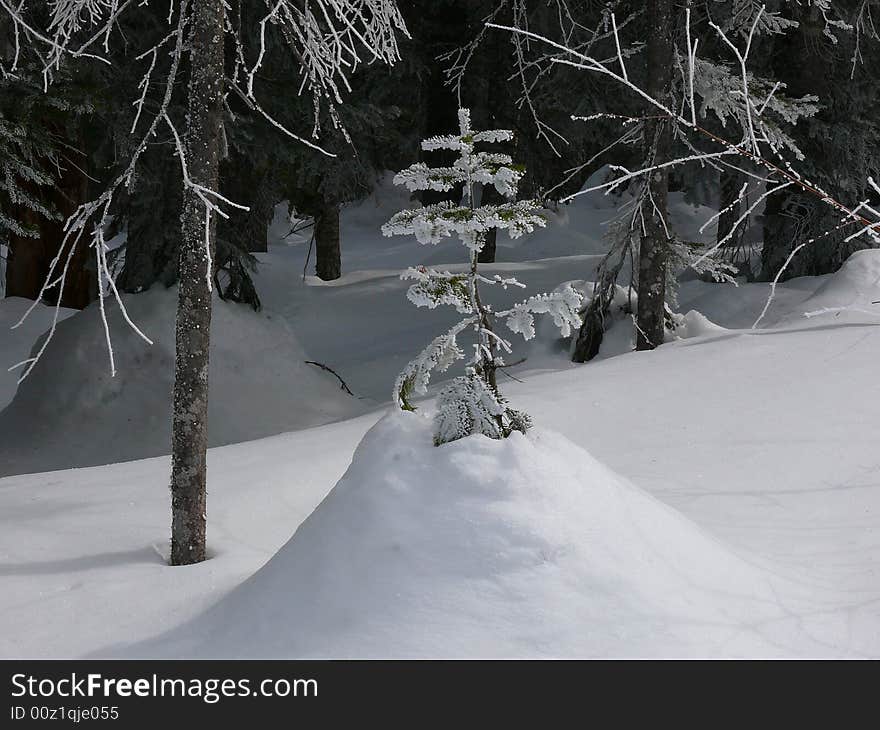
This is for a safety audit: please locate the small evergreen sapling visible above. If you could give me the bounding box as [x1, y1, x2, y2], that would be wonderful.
[382, 108, 582, 446]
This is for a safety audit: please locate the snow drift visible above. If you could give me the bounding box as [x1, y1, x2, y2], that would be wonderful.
[0, 297, 75, 410]
[0, 287, 364, 476]
[129, 410, 792, 658]
[792, 248, 880, 321]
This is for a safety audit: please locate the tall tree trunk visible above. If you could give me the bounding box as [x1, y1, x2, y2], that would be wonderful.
[475, 7, 506, 265]
[219, 155, 273, 254]
[715, 167, 750, 278]
[478, 184, 500, 264]
[51, 131, 95, 309]
[5, 214, 46, 301]
[170, 0, 226, 566]
[416, 0, 466, 207]
[635, 0, 674, 351]
[315, 201, 341, 281]
[571, 250, 628, 363]
[6, 214, 95, 309]
[717, 168, 744, 249]
[759, 190, 791, 281]
[246, 175, 274, 254]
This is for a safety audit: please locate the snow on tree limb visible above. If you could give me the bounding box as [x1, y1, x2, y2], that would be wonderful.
[1, 0, 408, 378]
[384, 107, 582, 444]
[489, 7, 880, 326]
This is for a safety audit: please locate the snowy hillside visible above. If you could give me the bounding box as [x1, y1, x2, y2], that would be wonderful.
[8, 0, 880, 701]
[0, 297, 75, 410]
[2, 244, 880, 657]
[3, 173, 880, 658]
[0, 173, 671, 474]
[130, 411, 802, 658]
[0, 286, 364, 476]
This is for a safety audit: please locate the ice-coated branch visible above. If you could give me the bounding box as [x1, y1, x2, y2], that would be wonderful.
[8, 0, 192, 379]
[498, 285, 583, 340]
[709, 5, 765, 153]
[393, 317, 475, 411]
[2, 0, 408, 379]
[383, 201, 547, 251]
[385, 107, 581, 444]
[490, 10, 880, 326]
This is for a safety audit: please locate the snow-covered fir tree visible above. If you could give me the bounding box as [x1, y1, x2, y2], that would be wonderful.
[382, 108, 582, 445]
[0, 96, 59, 255]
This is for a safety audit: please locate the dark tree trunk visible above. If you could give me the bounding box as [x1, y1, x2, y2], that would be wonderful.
[6, 146, 95, 309]
[717, 168, 744, 250]
[315, 201, 341, 281]
[709, 167, 753, 280]
[759, 190, 791, 281]
[571, 251, 628, 363]
[53, 235, 96, 309]
[635, 0, 674, 351]
[51, 143, 94, 309]
[474, 7, 507, 266]
[219, 158, 274, 254]
[5, 216, 46, 301]
[419, 63, 459, 207]
[6, 217, 95, 310]
[478, 228, 497, 264]
[571, 300, 605, 363]
[478, 184, 501, 264]
[246, 177, 273, 254]
[416, 0, 466, 208]
[170, 0, 226, 567]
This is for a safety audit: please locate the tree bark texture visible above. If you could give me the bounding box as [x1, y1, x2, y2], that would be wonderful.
[170, 0, 226, 566]
[635, 0, 674, 351]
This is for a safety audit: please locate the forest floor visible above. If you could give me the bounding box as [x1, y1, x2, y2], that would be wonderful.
[2, 177, 879, 657]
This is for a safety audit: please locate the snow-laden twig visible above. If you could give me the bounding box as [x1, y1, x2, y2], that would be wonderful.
[752, 241, 807, 329]
[2, 0, 407, 379]
[692, 180, 791, 268]
[384, 108, 582, 443]
[490, 12, 880, 328]
[709, 5, 765, 153]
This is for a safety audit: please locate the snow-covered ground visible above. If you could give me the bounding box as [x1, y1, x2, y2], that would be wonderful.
[0, 296, 75, 410]
[131, 411, 804, 658]
[0, 287, 365, 476]
[2, 177, 880, 657]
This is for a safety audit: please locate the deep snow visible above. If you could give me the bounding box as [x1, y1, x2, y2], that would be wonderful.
[0, 286, 364, 476]
[0, 172, 711, 474]
[130, 411, 813, 658]
[0, 297, 75, 410]
[2, 174, 880, 657]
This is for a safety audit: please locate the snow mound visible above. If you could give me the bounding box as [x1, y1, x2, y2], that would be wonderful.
[785, 249, 880, 322]
[0, 297, 76, 410]
[669, 309, 726, 339]
[131, 410, 790, 658]
[526, 281, 725, 364]
[0, 287, 364, 476]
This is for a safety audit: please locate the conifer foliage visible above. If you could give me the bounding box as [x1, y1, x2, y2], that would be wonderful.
[382, 108, 581, 445]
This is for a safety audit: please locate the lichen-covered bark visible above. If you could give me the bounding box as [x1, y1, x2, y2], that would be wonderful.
[635, 0, 674, 351]
[170, 0, 225, 566]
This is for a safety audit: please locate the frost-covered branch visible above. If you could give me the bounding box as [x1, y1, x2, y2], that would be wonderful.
[2, 0, 408, 378]
[490, 9, 880, 327]
[383, 108, 581, 445]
